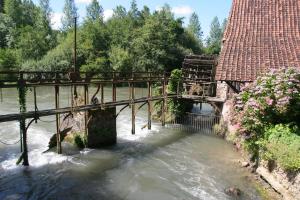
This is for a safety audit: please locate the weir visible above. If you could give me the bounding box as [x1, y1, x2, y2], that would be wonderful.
[0, 56, 224, 166]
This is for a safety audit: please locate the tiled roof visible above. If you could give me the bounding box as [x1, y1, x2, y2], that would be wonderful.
[216, 0, 300, 82]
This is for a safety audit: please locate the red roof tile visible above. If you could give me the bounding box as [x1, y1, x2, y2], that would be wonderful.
[216, 0, 300, 82]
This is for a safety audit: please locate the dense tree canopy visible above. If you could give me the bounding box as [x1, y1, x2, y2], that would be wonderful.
[0, 0, 226, 73]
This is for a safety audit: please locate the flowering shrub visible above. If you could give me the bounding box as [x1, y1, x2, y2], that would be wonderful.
[231, 67, 300, 164]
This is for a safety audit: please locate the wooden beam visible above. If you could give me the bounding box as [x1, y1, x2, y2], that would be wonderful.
[131, 83, 135, 135]
[55, 85, 62, 154]
[225, 81, 241, 93]
[147, 81, 152, 130]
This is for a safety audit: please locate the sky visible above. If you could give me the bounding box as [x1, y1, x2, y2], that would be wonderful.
[32, 0, 232, 38]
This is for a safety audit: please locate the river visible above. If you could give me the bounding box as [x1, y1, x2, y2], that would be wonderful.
[0, 87, 263, 200]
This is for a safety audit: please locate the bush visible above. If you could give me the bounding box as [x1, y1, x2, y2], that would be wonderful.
[231, 67, 300, 171]
[260, 124, 300, 171]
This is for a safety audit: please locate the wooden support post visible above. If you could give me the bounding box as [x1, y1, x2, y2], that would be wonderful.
[101, 84, 104, 104]
[55, 85, 62, 154]
[112, 73, 116, 102]
[131, 83, 135, 135]
[0, 88, 3, 102]
[161, 73, 166, 127]
[147, 81, 152, 130]
[84, 85, 89, 142]
[33, 87, 38, 123]
[113, 84, 116, 102]
[18, 73, 29, 166]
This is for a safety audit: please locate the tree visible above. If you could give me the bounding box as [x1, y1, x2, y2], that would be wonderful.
[0, 0, 4, 13]
[109, 46, 133, 72]
[140, 6, 150, 22]
[0, 13, 15, 48]
[188, 12, 203, 40]
[86, 0, 103, 21]
[128, 0, 139, 20]
[39, 0, 52, 22]
[112, 6, 127, 19]
[17, 26, 49, 60]
[79, 20, 109, 63]
[206, 16, 222, 55]
[4, 0, 22, 27]
[221, 18, 228, 34]
[21, 0, 38, 26]
[0, 49, 19, 71]
[132, 12, 185, 72]
[61, 0, 77, 31]
[36, 0, 52, 35]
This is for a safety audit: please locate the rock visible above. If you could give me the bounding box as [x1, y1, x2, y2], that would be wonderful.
[225, 187, 242, 197]
[241, 161, 250, 168]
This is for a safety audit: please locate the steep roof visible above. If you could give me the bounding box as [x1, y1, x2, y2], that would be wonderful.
[216, 0, 300, 82]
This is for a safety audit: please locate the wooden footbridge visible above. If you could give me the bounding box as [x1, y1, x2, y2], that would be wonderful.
[0, 56, 223, 166]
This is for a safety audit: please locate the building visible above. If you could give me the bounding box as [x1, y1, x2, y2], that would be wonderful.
[216, 0, 300, 93]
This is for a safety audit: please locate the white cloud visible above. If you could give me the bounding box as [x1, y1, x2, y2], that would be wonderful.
[172, 6, 193, 16]
[155, 5, 194, 16]
[103, 9, 113, 21]
[75, 0, 92, 4]
[155, 6, 162, 12]
[51, 12, 63, 30]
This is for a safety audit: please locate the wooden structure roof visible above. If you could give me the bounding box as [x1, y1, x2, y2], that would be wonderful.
[216, 0, 300, 82]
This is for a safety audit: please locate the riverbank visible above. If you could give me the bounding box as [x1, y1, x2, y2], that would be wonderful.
[218, 100, 300, 200]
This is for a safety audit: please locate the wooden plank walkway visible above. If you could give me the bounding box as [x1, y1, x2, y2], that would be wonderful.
[182, 95, 225, 103]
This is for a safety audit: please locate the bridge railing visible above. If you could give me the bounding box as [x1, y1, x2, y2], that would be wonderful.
[0, 71, 170, 88]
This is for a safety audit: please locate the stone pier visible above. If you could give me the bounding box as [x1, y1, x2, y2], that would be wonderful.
[87, 107, 117, 148]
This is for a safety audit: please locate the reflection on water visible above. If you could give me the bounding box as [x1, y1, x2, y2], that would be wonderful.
[0, 87, 262, 200]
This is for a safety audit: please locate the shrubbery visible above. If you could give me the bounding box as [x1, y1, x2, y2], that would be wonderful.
[231, 68, 300, 171]
[153, 69, 193, 120]
[260, 124, 300, 171]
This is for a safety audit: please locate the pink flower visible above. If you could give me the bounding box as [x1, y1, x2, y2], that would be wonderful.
[265, 97, 273, 106]
[233, 123, 241, 130]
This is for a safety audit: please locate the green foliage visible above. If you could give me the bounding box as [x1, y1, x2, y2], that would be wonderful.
[4, 0, 22, 27]
[39, 0, 51, 22]
[232, 68, 300, 171]
[0, 13, 15, 48]
[0, 0, 4, 13]
[132, 9, 186, 72]
[81, 57, 109, 73]
[0, 48, 19, 71]
[74, 134, 85, 149]
[167, 69, 193, 117]
[168, 69, 182, 93]
[109, 46, 133, 72]
[17, 25, 49, 60]
[1, 1, 204, 74]
[188, 12, 203, 41]
[61, 0, 77, 31]
[29, 33, 73, 71]
[153, 69, 192, 119]
[86, 0, 103, 21]
[260, 124, 300, 171]
[206, 16, 222, 55]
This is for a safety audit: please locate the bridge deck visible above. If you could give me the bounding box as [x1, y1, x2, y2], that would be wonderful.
[182, 95, 225, 103]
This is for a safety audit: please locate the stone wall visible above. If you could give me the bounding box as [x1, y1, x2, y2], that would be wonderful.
[221, 100, 300, 200]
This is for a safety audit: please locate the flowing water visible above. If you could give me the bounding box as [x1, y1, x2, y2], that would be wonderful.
[0, 87, 263, 200]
